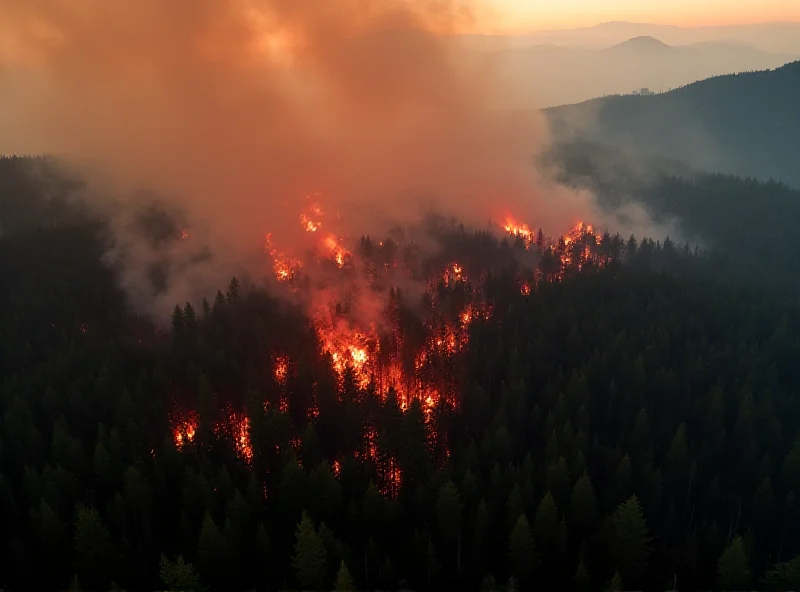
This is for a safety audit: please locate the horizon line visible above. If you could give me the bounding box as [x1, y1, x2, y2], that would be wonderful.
[462, 19, 800, 36]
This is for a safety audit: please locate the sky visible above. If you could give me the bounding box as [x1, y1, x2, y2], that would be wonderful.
[487, 0, 800, 32]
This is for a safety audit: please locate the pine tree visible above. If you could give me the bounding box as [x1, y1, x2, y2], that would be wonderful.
[292, 512, 327, 590]
[761, 553, 800, 590]
[481, 573, 499, 591]
[506, 483, 524, 530]
[573, 560, 591, 590]
[533, 491, 559, 549]
[255, 522, 272, 585]
[717, 536, 751, 591]
[334, 560, 355, 591]
[605, 570, 623, 592]
[508, 514, 536, 584]
[73, 505, 114, 590]
[159, 554, 201, 591]
[609, 495, 651, 588]
[68, 574, 82, 592]
[197, 511, 232, 588]
[664, 423, 691, 497]
[570, 472, 599, 535]
[436, 480, 463, 569]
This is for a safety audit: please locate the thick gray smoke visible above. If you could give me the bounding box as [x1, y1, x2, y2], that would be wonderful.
[0, 0, 641, 314]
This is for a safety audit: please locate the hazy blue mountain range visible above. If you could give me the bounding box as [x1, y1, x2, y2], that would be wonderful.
[456, 20, 800, 53]
[451, 33, 796, 108]
[545, 60, 800, 187]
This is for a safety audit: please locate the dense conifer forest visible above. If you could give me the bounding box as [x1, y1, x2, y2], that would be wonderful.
[3, 155, 800, 592]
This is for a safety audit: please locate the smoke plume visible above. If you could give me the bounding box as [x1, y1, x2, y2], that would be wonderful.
[0, 0, 605, 313]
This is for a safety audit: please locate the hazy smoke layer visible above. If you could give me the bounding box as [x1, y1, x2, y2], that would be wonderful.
[0, 0, 605, 312]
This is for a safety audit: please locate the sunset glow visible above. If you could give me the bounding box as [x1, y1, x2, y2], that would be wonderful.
[485, 0, 800, 32]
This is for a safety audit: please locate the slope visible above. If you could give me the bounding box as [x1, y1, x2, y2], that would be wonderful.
[546, 61, 800, 187]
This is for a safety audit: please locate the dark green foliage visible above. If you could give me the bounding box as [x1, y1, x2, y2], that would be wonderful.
[292, 513, 327, 591]
[508, 514, 536, 584]
[4, 157, 800, 590]
[570, 473, 599, 535]
[761, 553, 800, 590]
[547, 139, 800, 293]
[718, 536, 752, 591]
[159, 554, 201, 592]
[334, 560, 355, 591]
[73, 505, 115, 590]
[609, 496, 651, 588]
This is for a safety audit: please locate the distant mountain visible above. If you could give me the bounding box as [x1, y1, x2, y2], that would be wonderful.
[470, 21, 800, 54]
[606, 36, 671, 53]
[546, 61, 800, 187]
[465, 35, 796, 109]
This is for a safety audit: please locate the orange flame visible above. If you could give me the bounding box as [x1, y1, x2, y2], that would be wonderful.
[274, 355, 289, 385]
[503, 218, 534, 242]
[173, 411, 198, 451]
[265, 233, 301, 282]
[231, 413, 253, 464]
[323, 235, 350, 268]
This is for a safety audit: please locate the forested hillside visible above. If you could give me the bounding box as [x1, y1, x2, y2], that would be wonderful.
[545, 140, 800, 294]
[3, 157, 800, 592]
[546, 61, 800, 187]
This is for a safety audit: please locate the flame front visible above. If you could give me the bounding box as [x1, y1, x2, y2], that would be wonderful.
[171, 194, 605, 499]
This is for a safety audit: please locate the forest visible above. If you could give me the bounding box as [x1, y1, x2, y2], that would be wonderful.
[3, 155, 800, 592]
[546, 60, 800, 187]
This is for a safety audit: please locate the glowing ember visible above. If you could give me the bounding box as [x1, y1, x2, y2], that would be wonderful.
[379, 456, 403, 499]
[173, 411, 198, 451]
[265, 233, 301, 282]
[332, 459, 341, 478]
[307, 394, 320, 421]
[443, 262, 465, 285]
[231, 413, 253, 464]
[364, 426, 378, 461]
[274, 355, 289, 385]
[299, 201, 324, 233]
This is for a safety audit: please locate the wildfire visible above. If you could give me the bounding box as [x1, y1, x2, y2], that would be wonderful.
[324, 235, 350, 268]
[379, 455, 403, 499]
[321, 327, 372, 388]
[300, 202, 324, 233]
[442, 262, 465, 285]
[265, 233, 301, 282]
[503, 218, 535, 243]
[172, 411, 198, 451]
[231, 413, 253, 464]
[170, 196, 608, 494]
[274, 355, 289, 385]
[301, 213, 321, 232]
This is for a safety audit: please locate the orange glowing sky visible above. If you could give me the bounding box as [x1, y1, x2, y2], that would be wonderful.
[484, 0, 800, 32]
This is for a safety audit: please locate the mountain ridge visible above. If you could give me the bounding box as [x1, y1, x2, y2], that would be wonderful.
[546, 60, 800, 186]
